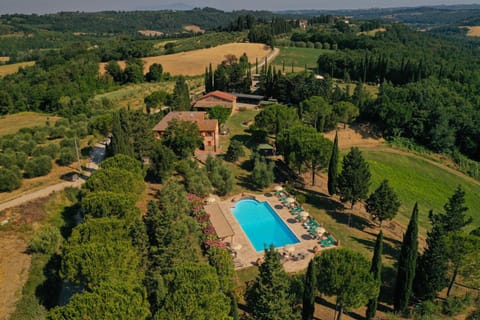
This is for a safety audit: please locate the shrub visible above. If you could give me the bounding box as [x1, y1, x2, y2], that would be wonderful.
[58, 147, 76, 166]
[0, 152, 16, 168]
[55, 118, 70, 128]
[412, 300, 439, 320]
[15, 152, 27, 169]
[306, 41, 314, 48]
[225, 140, 245, 162]
[0, 167, 22, 192]
[467, 310, 480, 320]
[49, 126, 67, 139]
[314, 42, 322, 49]
[33, 130, 49, 144]
[295, 41, 306, 48]
[24, 156, 53, 178]
[29, 226, 62, 254]
[323, 42, 331, 50]
[16, 140, 36, 155]
[60, 138, 76, 148]
[442, 295, 472, 316]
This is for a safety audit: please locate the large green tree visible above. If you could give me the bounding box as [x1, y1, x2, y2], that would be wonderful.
[366, 231, 383, 320]
[254, 104, 299, 136]
[248, 246, 294, 320]
[155, 263, 232, 320]
[315, 248, 378, 320]
[337, 147, 371, 226]
[162, 119, 202, 159]
[300, 96, 332, 132]
[394, 203, 419, 312]
[302, 259, 317, 320]
[327, 131, 339, 195]
[148, 144, 176, 182]
[276, 124, 332, 185]
[366, 179, 401, 228]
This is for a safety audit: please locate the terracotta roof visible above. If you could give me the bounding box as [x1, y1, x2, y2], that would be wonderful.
[204, 204, 235, 239]
[152, 111, 217, 132]
[198, 90, 237, 102]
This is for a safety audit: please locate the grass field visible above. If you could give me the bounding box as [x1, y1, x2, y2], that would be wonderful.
[0, 61, 35, 77]
[357, 27, 387, 36]
[271, 46, 333, 72]
[466, 26, 480, 37]
[99, 43, 272, 76]
[363, 150, 480, 232]
[0, 112, 61, 137]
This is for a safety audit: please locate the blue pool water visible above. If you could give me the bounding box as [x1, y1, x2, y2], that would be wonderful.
[232, 199, 300, 252]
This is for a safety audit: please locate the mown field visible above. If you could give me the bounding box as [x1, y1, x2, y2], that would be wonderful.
[99, 43, 272, 76]
[363, 150, 480, 232]
[271, 46, 333, 72]
[466, 26, 480, 37]
[0, 112, 61, 137]
[0, 61, 35, 77]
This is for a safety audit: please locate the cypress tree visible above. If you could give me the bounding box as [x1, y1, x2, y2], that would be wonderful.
[208, 63, 213, 92]
[414, 186, 472, 300]
[248, 245, 294, 320]
[255, 58, 259, 74]
[302, 259, 316, 320]
[109, 109, 134, 157]
[337, 147, 371, 226]
[394, 203, 419, 312]
[172, 76, 191, 111]
[366, 231, 383, 320]
[204, 67, 210, 92]
[327, 131, 339, 195]
[230, 295, 239, 320]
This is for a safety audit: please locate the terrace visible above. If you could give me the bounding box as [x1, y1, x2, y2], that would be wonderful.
[205, 188, 338, 273]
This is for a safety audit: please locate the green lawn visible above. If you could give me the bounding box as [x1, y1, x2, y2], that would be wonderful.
[271, 46, 333, 72]
[363, 150, 480, 232]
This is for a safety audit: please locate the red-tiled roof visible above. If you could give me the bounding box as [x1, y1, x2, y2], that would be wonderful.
[198, 90, 237, 102]
[153, 111, 217, 132]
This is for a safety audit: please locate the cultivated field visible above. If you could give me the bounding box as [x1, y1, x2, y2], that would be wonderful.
[466, 26, 480, 37]
[0, 112, 61, 137]
[0, 56, 9, 62]
[183, 24, 204, 33]
[99, 43, 272, 76]
[0, 61, 35, 77]
[271, 46, 333, 72]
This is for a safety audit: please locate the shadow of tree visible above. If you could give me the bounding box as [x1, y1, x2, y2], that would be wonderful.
[316, 296, 365, 320]
[36, 254, 62, 309]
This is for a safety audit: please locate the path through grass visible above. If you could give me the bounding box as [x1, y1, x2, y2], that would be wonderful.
[0, 112, 61, 137]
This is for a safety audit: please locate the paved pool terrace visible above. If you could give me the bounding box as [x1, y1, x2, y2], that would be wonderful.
[208, 193, 337, 272]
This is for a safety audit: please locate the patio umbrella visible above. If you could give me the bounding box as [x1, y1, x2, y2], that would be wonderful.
[232, 243, 242, 251]
[274, 185, 283, 192]
[286, 197, 295, 204]
[300, 211, 309, 218]
[315, 227, 326, 236]
[205, 197, 216, 204]
[284, 245, 295, 254]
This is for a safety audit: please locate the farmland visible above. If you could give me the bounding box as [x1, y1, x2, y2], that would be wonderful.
[99, 43, 272, 76]
[0, 61, 35, 77]
[466, 26, 480, 37]
[0, 112, 61, 137]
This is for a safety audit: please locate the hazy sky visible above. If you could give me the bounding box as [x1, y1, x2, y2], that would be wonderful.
[1, 0, 479, 14]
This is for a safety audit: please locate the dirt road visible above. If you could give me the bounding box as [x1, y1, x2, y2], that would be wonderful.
[0, 143, 105, 215]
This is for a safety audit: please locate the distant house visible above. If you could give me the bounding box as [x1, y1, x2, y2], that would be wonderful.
[192, 90, 237, 112]
[152, 111, 219, 153]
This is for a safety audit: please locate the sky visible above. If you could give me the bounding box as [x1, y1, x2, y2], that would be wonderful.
[1, 0, 480, 14]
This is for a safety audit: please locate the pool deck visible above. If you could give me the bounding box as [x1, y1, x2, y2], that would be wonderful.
[214, 192, 336, 273]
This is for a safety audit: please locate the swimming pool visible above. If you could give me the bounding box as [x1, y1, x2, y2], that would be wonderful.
[231, 198, 300, 252]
